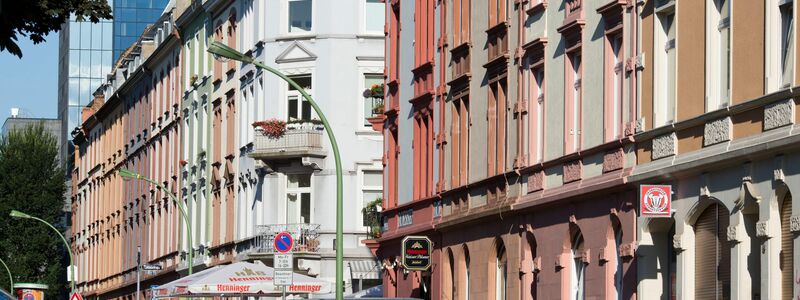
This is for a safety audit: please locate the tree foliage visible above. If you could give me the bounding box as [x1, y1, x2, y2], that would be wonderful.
[0, 123, 67, 298]
[0, 0, 112, 58]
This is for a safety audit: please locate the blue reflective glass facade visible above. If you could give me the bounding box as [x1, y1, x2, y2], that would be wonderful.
[113, 0, 171, 60]
[58, 0, 170, 163]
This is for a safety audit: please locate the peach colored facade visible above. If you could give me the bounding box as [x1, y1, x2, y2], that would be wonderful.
[71, 11, 185, 300]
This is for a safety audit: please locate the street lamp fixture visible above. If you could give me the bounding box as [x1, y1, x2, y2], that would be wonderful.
[9, 210, 74, 294]
[118, 168, 194, 275]
[208, 40, 346, 300]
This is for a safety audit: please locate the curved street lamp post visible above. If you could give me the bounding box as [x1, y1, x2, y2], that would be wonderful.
[118, 168, 194, 275]
[0, 257, 12, 292]
[9, 210, 74, 294]
[207, 40, 346, 300]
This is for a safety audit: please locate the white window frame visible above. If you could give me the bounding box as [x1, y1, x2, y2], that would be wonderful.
[570, 234, 586, 300]
[285, 173, 313, 224]
[358, 162, 383, 228]
[286, 74, 314, 121]
[284, 0, 315, 35]
[653, 4, 676, 128]
[362, 0, 385, 36]
[768, 0, 796, 91]
[705, 0, 731, 111]
[495, 245, 508, 300]
[362, 73, 385, 127]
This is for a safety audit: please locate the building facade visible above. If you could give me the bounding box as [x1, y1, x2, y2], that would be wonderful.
[71, 0, 385, 298]
[634, 0, 800, 299]
[71, 8, 184, 299]
[233, 0, 385, 293]
[374, 0, 639, 299]
[373, 0, 800, 300]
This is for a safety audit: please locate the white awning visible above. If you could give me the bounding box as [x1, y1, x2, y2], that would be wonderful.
[348, 260, 380, 280]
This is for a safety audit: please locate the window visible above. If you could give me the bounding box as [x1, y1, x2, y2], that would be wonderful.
[464, 246, 471, 300]
[529, 67, 544, 163]
[566, 52, 582, 153]
[361, 169, 383, 226]
[364, 74, 384, 126]
[489, 0, 509, 26]
[614, 225, 623, 300]
[495, 241, 508, 300]
[288, 0, 312, 33]
[654, 10, 676, 127]
[570, 232, 586, 300]
[365, 0, 384, 33]
[781, 1, 795, 87]
[606, 34, 624, 141]
[706, 0, 730, 111]
[287, 75, 313, 121]
[450, 97, 470, 187]
[781, 192, 793, 299]
[693, 202, 731, 299]
[286, 174, 312, 224]
[453, 0, 471, 45]
[488, 79, 507, 176]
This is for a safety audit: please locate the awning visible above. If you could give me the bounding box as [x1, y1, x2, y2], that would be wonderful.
[348, 260, 380, 280]
[153, 261, 331, 298]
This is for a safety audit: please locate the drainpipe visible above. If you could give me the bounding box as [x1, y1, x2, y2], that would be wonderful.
[204, 10, 213, 262]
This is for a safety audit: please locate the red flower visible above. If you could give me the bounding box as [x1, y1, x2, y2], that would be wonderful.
[253, 119, 287, 138]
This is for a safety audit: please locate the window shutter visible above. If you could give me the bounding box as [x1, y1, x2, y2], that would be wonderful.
[694, 203, 731, 300]
[782, 194, 794, 300]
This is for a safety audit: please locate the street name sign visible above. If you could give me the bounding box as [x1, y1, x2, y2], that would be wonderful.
[141, 264, 163, 271]
[401, 236, 433, 271]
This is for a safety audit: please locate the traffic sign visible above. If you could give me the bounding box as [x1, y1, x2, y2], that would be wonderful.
[70, 292, 84, 300]
[274, 232, 294, 253]
[274, 270, 293, 286]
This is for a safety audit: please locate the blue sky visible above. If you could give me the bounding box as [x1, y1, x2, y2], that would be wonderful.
[0, 33, 58, 121]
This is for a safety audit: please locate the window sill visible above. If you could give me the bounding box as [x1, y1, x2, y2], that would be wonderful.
[275, 33, 318, 41]
[356, 33, 385, 39]
[355, 130, 383, 137]
[526, 1, 548, 15]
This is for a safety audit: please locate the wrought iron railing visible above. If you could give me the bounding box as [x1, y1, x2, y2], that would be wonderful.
[254, 223, 321, 253]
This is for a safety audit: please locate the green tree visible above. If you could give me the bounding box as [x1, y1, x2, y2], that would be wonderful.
[0, 123, 67, 298]
[0, 0, 112, 58]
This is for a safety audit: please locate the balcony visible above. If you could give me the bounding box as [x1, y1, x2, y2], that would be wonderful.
[249, 122, 327, 170]
[252, 223, 322, 254]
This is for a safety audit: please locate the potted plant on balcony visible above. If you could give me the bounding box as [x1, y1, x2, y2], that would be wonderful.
[287, 118, 325, 130]
[252, 119, 287, 139]
[363, 83, 385, 99]
[362, 198, 383, 239]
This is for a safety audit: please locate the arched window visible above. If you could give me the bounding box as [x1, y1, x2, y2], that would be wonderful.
[463, 245, 471, 300]
[781, 191, 794, 300]
[570, 230, 586, 300]
[445, 248, 455, 300]
[614, 222, 623, 300]
[694, 202, 731, 299]
[495, 240, 508, 300]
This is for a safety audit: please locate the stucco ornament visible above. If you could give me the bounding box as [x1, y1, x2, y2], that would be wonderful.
[790, 216, 800, 232]
[603, 148, 624, 173]
[756, 221, 769, 238]
[563, 160, 582, 183]
[527, 171, 544, 193]
[726, 225, 739, 242]
[652, 132, 676, 160]
[704, 117, 732, 146]
[763, 99, 795, 130]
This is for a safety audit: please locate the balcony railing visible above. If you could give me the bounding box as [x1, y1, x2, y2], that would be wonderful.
[250, 123, 326, 162]
[253, 223, 321, 254]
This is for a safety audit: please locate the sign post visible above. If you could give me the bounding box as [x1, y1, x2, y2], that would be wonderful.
[274, 232, 295, 300]
[401, 236, 433, 271]
[640, 185, 672, 217]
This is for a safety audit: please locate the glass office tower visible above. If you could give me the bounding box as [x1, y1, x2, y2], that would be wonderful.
[112, 0, 171, 60]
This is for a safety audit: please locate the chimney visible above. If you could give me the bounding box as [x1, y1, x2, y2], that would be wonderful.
[81, 90, 106, 124]
[10, 108, 18, 118]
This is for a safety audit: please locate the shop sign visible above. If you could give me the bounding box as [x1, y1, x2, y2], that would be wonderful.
[401, 236, 432, 271]
[640, 185, 672, 217]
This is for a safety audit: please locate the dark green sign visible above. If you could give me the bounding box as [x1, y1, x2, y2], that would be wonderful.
[401, 236, 432, 271]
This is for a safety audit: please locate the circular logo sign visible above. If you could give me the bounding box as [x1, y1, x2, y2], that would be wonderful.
[643, 187, 669, 214]
[22, 292, 34, 300]
[273, 232, 294, 253]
